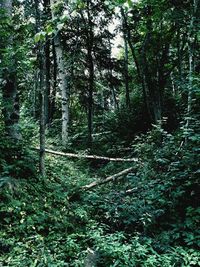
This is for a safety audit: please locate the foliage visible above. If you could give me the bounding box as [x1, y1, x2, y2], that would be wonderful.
[0, 123, 200, 265]
[0, 0, 200, 265]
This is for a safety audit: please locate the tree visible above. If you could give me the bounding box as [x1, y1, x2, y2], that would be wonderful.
[0, 0, 21, 140]
[50, 0, 70, 146]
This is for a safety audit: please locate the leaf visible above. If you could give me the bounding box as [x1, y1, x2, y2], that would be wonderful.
[46, 25, 53, 35]
[34, 33, 41, 43]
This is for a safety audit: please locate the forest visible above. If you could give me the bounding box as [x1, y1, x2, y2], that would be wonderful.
[0, 0, 200, 266]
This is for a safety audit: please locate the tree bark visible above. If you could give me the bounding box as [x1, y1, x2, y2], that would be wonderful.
[121, 8, 130, 109]
[33, 148, 139, 162]
[39, 47, 46, 177]
[86, 0, 94, 147]
[44, 39, 51, 125]
[49, 39, 57, 123]
[185, 0, 198, 132]
[108, 38, 119, 110]
[43, 0, 51, 126]
[35, 0, 46, 176]
[82, 167, 134, 190]
[50, 0, 69, 146]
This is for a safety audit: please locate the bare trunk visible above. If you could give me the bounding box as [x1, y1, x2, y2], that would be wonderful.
[86, 0, 94, 147]
[0, 0, 21, 140]
[44, 39, 51, 125]
[121, 7, 151, 120]
[50, 0, 69, 146]
[49, 39, 57, 123]
[39, 47, 46, 177]
[108, 38, 118, 110]
[121, 8, 130, 108]
[185, 0, 199, 131]
[87, 47, 94, 147]
[124, 36, 130, 108]
[35, 0, 46, 176]
[43, 0, 51, 126]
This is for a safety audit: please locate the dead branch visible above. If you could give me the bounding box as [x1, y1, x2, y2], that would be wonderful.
[82, 167, 134, 190]
[34, 148, 138, 162]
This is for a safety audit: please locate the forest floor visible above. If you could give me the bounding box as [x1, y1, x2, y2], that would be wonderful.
[0, 130, 200, 266]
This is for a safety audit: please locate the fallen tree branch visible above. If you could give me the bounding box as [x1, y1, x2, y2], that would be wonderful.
[82, 167, 134, 190]
[34, 148, 138, 162]
[92, 131, 111, 137]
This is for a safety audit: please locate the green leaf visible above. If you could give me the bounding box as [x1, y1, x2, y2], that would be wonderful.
[46, 25, 53, 35]
[34, 33, 41, 43]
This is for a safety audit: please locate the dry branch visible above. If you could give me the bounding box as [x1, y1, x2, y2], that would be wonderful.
[82, 167, 134, 190]
[34, 148, 138, 162]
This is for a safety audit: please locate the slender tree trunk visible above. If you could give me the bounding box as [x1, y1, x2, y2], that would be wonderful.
[0, 0, 21, 140]
[121, 8, 130, 108]
[50, 0, 69, 146]
[177, 27, 183, 82]
[43, 0, 51, 125]
[39, 47, 46, 176]
[121, 7, 151, 121]
[32, 70, 39, 118]
[186, 0, 199, 131]
[35, 0, 46, 176]
[123, 35, 130, 108]
[49, 39, 57, 123]
[140, 18, 163, 125]
[108, 38, 118, 110]
[87, 46, 94, 147]
[44, 39, 51, 125]
[86, 0, 94, 147]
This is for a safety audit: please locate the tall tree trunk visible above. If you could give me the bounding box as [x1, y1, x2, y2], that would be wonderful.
[185, 0, 198, 131]
[140, 16, 163, 125]
[35, 0, 46, 176]
[49, 39, 57, 123]
[39, 47, 46, 177]
[32, 70, 39, 118]
[121, 7, 151, 121]
[121, 8, 130, 109]
[44, 39, 51, 125]
[44, 0, 51, 125]
[86, 0, 94, 147]
[50, 0, 69, 146]
[177, 27, 183, 82]
[0, 0, 21, 140]
[108, 38, 118, 110]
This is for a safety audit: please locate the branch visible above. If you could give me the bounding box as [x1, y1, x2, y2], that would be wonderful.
[82, 167, 134, 190]
[34, 148, 138, 162]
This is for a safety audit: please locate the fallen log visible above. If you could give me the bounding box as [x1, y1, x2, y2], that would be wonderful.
[34, 148, 138, 162]
[82, 167, 134, 190]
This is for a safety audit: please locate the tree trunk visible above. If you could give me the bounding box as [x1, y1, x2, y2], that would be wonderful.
[49, 39, 57, 123]
[86, 0, 94, 147]
[44, 39, 51, 125]
[50, 0, 69, 146]
[43, 0, 51, 125]
[185, 0, 198, 131]
[39, 47, 46, 177]
[141, 28, 162, 124]
[0, 0, 21, 140]
[121, 7, 151, 121]
[121, 8, 130, 109]
[108, 38, 118, 110]
[35, 0, 46, 176]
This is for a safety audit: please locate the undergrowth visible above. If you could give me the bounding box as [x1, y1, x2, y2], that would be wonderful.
[0, 124, 200, 266]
